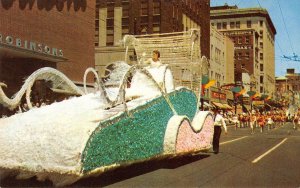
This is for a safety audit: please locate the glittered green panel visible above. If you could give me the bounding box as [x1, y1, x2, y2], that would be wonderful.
[82, 88, 197, 172]
[169, 91, 197, 120]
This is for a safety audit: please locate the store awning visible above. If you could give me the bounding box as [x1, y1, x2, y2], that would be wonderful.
[0, 43, 67, 62]
[212, 102, 226, 109]
[204, 102, 212, 107]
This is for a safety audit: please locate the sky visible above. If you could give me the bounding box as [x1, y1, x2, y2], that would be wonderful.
[211, 0, 300, 76]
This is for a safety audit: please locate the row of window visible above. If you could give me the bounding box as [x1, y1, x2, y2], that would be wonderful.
[233, 63, 263, 73]
[210, 71, 224, 86]
[231, 36, 251, 44]
[234, 52, 250, 60]
[234, 52, 264, 60]
[212, 20, 264, 30]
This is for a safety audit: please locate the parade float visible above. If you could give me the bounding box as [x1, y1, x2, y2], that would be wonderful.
[0, 29, 214, 186]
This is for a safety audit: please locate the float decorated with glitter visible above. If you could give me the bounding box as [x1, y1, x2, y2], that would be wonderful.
[0, 29, 214, 186]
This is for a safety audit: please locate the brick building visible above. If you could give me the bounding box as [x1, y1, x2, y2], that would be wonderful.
[95, 0, 210, 76]
[275, 69, 300, 101]
[211, 4, 276, 95]
[0, 1, 95, 98]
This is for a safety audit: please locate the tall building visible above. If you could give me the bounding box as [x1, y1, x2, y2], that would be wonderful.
[208, 27, 234, 107]
[95, 0, 210, 76]
[210, 27, 234, 88]
[210, 4, 276, 95]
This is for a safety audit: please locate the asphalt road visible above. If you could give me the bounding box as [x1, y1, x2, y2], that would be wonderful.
[1, 122, 300, 187]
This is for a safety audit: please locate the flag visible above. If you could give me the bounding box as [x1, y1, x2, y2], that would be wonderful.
[204, 80, 216, 89]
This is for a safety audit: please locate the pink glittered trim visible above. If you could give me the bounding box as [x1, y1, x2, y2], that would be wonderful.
[175, 116, 214, 153]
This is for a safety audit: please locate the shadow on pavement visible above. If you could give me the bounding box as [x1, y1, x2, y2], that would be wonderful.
[75, 153, 210, 187]
[0, 153, 210, 187]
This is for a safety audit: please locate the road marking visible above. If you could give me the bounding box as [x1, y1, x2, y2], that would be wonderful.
[252, 138, 288, 164]
[220, 136, 248, 145]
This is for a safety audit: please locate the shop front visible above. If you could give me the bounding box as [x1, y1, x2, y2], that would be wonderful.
[0, 1, 95, 116]
[210, 87, 233, 110]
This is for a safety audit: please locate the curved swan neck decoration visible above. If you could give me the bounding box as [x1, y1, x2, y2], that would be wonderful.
[0, 67, 84, 110]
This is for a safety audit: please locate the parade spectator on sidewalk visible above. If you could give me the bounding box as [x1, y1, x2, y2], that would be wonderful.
[213, 108, 227, 154]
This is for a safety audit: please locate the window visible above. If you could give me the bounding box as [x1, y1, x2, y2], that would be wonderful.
[222, 22, 227, 29]
[260, 20, 263, 27]
[245, 36, 250, 44]
[153, 25, 160, 33]
[260, 86, 263, 93]
[122, 1, 129, 17]
[215, 48, 221, 63]
[234, 63, 237, 68]
[122, 17, 129, 36]
[236, 21, 240, 28]
[260, 42, 263, 49]
[260, 53, 263, 60]
[217, 23, 221, 29]
[241, 64, 245, 69]
[140, 1, 148, 15]
[122, 18, 129, 26]
[260, 30, 263, 39]
[153, 15, 160, 24]
[245, 52, 250, 60]
[247, 20, 251, 28]
[260, 64, 264, 71]
[238, 36, 242, 44]
[238, 53, 242, 60]
[230, 22, 235, 28]
[260, 76, 264, 84]
[106, 34, 114, 46]
[153, 0, 160, 15]
[107, 6, 114, 18]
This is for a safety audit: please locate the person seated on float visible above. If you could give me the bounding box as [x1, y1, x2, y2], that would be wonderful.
[144, 50, 162, 67]
[129, 49, 174, 98]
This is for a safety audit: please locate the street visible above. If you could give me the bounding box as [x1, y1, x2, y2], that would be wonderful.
[1, 123, 300, 187]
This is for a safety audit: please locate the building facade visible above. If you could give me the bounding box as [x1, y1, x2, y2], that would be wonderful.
[275, 69, 300, 103]
[208, 27, 234, 108]
[210, 27, 234, 87]
[0, 1, 95, 97]
[0, 1, 95, 116]
[210, 5, 276, 95]
[95, 0, 210, 76]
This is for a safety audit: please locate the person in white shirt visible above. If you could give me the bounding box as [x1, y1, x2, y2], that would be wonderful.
[144, 50, 162, 67]
[213, 108, 228, 154]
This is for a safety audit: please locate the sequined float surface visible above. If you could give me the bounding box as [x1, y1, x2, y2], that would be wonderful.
[176, 115, 214, 153]
[82, 88, 197, 172]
